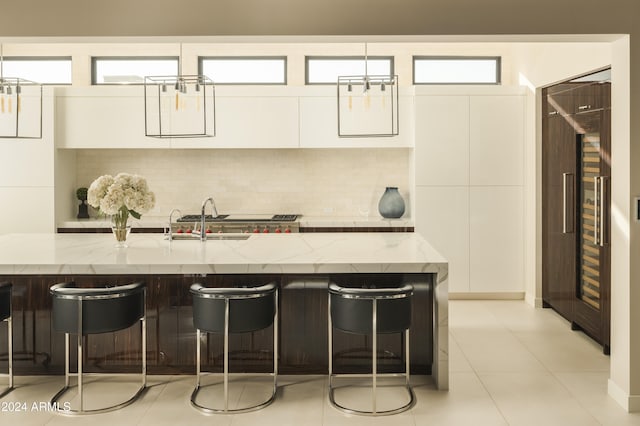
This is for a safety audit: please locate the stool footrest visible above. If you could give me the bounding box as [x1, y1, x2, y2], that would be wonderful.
[190, 373, 277, 414]
[328, 379, 415, 416]
[50, 379, 146, 416]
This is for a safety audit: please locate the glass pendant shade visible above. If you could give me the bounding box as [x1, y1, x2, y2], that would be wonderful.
[337, 75, 398, 137]
[144, 75, 215, 138]
[0, 77, 42, 139]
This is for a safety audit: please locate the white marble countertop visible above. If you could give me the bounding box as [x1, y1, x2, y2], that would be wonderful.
[0, 232, 444, 275]
[58, 215, 414, 229]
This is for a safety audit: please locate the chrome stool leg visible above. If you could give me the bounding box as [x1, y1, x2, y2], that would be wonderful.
[0, 313, 12, 398]
[191, 288, 278, 414]
[328, 290, 416, 416]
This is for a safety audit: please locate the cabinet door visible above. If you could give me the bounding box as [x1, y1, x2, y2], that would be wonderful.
[299, 96, 413, 148]
[542, 104, 577, 320]
[469, 186, 524, 293]
[573, 105, 610, 350]
[172, 96, 299, 148]
[470, 96, 524, 186]
[415, 96, 469, 186]
[56, 95, 170, 148]
[415, 186, 469, 293]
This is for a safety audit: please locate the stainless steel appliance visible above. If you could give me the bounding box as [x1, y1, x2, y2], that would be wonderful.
[172, 214, 300, 235]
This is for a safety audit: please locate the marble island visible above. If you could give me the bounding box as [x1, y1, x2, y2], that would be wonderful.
[0, 232, 448, 389]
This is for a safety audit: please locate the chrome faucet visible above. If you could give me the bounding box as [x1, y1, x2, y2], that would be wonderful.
[200, 197, 218, 241]
[165, 208, 182, 242]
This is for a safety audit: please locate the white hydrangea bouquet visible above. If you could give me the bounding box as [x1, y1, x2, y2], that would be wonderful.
[87, 173, 156, 246]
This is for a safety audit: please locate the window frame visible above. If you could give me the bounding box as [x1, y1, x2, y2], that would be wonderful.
[412, 56, 501, 85]
[198, 56, 288, 85]
[305, 56, 395, 85]
[91, 56, 180, 85]
[0, 56, 73, 85]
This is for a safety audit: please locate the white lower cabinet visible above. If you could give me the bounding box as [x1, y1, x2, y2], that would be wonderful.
[469, 186, 524, 293]
[415, 186, 470, 293]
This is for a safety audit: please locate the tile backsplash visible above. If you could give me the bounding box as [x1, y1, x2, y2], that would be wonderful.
[75, 148, 411, 218]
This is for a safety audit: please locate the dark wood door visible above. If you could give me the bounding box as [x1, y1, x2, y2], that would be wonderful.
[572, 88, 611, 352]
[542, 92, 577, 321]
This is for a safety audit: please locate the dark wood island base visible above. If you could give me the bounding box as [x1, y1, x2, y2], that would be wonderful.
[0, 273, 433, 376]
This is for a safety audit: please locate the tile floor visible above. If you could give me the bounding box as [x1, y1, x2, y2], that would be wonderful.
[2, 300, 640, 425]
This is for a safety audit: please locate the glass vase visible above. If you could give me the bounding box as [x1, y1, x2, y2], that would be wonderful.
[111, 208, 131, 248]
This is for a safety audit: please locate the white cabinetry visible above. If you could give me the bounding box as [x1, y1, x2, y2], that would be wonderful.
[299, 93, 414, 148]
[414, 87, 525, 294]
[175, 96, 299, 148]
[55, 87, 170, 148]
[0, 88, 56, 233]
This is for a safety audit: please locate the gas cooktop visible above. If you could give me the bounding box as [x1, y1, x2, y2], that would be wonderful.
[177, 214, 299, 223]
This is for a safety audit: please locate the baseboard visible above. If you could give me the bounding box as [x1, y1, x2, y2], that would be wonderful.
[525, 294, 543, 308]
[608, 379, 640, 412]
[448, 292, 525, 300]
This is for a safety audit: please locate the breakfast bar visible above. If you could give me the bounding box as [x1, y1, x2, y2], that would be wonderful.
[0, 232, 448, 389]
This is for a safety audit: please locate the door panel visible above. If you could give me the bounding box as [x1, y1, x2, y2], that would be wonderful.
[573, 106, 611, 351]
[542, 98, 577, 320]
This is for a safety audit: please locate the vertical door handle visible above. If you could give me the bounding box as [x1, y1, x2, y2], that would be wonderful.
[562, 173, 572, 234]
[599, 176, 607, 246]
[593, 176, 600, 245]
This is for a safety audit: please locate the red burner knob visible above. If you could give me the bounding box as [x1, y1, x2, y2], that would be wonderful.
[275, 228, 282, 234]
[253, 228, 260, 233]
[285, 228, 291, 233]
[263, 228, 270, 233]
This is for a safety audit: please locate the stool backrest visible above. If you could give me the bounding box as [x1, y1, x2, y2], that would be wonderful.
[50, 282, 145, 335]
[191, 282, 277, 333]
[0, 282, 11, 321]
[329, 283, 413, 334]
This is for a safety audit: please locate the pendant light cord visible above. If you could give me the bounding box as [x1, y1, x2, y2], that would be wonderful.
[364, 42, 368, 78]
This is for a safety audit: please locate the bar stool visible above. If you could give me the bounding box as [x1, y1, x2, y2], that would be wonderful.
[328, 282, 415, 416]
[190, 282, 278, 414]
[50, 282, 146, 415]
[0, 282, 12, 398]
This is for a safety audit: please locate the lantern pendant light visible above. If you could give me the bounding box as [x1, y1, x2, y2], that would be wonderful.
[337, 42, 398, 137]
[144, 43, 215, 138]
[0, 44, 43, 139]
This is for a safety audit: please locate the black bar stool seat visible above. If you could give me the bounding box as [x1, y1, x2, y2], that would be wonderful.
[328, 282, 415, 416]
[0, 282, 12, 398]
[190, 282, 278, 414]
[50, 282, 146, 415]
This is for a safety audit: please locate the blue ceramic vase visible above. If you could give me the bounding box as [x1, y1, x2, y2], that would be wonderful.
[378, 187, 405, 218]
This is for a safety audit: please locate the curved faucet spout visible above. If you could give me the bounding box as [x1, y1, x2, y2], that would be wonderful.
[200, 197, 218, 241]
[166, 208, 183, 242]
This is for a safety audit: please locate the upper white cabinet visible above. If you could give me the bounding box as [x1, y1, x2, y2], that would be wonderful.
[470, 95, 524, 186]
[299, 87, 414, 148]
[55, 86, 415, 149]
[55, 87, 170, 149]
[415, 96, 469, 186]
[173, 96, 299, 149]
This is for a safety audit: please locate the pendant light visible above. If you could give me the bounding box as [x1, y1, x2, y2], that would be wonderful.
[337, 42, 399, 137]
[144, 43, 215, 138]
[0, 44, 43, 139]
